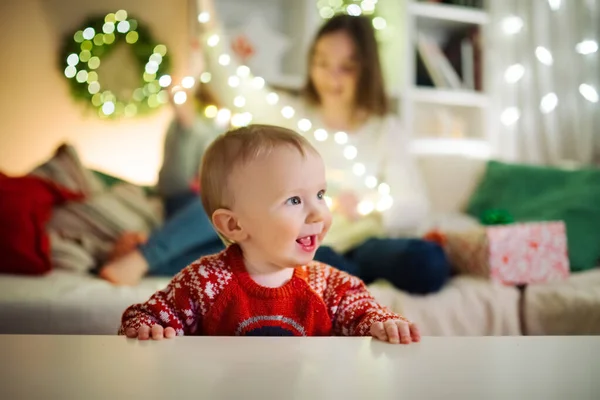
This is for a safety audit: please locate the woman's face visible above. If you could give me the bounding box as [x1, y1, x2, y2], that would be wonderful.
[310, 31, 360, 109]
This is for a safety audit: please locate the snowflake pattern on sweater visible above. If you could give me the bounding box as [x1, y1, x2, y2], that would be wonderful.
[119, 245, 405, 337]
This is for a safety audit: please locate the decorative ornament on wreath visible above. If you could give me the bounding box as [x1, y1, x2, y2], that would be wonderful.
[61, 10, 172, 119]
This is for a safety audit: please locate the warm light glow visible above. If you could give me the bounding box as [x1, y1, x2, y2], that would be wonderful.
[200, 72, 212, 83]
[324, 196, 333, 208]
[535, 46, 553, 65]
[158, 75, 172, 87]
[540, 93, 558, 113]
[102, 101, 115, 115]
[376, 195, 393, 212]
[579, 84, 598, 103]
[378, 183, 390, 196]
[228, 76, 240, 88]
[198, 12, 210, 23]
[548, 0, 561, 10]
[181, 76, 195, 89]
[504, 64, 525, 83]
[502, 16, 523, 35]
[219, 54, 231, 66]
[83, 27, 95, 40]
[314, 128, 328, 141]
[353, 163, 366, 176]
[207, 34, 220, 47]
[67, 54, 79, 66]
[343, 145, 357, 160]
[205, 105, 218, 118]
[372, 17, 387, 30]
[297, 118, 312, 132]
[281, 106, 295, 119]
[173, 91, 187, 105]
[357, 200, 374, 216]
[365, 176, 378, 189]
[266, 92, 279, 105]
[252, 77, 265, 89]
[117, 21, 130, 33]
[334, 131, 348, 144]
[501, 107, 520, 125]
[236, 65, 250, 78]
[216, 108, 232, 125]
[347, 4, 362, 16]
[234, 95, 246, 108]
[576, 40, 598, 55]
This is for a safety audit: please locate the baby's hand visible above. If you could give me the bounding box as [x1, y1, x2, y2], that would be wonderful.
[370, 319, 420, 344]
[125, 324, 177, 340]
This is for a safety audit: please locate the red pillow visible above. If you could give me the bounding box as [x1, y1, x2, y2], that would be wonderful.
[0, 174, 83, 275]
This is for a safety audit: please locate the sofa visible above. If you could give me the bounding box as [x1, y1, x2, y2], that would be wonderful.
[0, 153, 598, 336]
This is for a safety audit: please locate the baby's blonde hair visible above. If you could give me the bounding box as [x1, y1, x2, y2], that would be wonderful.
[199, 124, 318, 235]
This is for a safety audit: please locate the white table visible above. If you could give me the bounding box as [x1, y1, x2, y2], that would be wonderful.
[0, 335, 598, 399]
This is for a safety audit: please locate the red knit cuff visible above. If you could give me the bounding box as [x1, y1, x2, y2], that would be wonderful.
[355, 310, 410, 336]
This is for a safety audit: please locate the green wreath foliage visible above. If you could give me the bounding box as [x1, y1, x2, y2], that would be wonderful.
[60, 10, 171, 119]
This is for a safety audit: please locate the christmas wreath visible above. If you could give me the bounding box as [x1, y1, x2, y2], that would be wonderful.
[60, 10, 171, 119]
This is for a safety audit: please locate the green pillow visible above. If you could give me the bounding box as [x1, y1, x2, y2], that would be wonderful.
[467, 160, 600, 272]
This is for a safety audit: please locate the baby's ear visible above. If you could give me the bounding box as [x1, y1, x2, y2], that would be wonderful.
[212, 209, 247, 242]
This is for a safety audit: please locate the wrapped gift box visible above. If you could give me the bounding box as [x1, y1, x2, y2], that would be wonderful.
[425, 221, 570, 285]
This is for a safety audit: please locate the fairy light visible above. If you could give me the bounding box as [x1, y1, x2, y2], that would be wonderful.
[236, 65, 251, 78]
[181, 76, 195, 89]
[334, 131, 348, 144]
[170, 0, 394, 216]
[228, 76, 240, 87]
[234, 95, 246, 108]
[281, 106, 295, 119]
[197, 12, 210, 23]
[266, 92, 279, 105]
[297, 118, 312, 132]
[314, 129, 328, 141]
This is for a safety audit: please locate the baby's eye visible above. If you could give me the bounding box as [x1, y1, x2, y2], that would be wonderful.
[317, 190, 326, 200]
[286, 196, 302, 205]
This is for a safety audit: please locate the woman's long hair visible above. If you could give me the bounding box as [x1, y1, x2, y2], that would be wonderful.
[303, 14, 388, 116]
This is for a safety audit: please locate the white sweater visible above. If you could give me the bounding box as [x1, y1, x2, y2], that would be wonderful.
[200, 29, 429, 251]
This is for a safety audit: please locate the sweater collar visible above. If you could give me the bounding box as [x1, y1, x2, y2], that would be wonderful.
[225, 244, 308, 299]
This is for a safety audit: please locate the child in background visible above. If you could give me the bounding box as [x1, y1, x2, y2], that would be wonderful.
[119, 125, 420, 344]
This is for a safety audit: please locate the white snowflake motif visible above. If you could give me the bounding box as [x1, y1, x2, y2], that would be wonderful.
[199, 265, 210, 278]
[159, 310, 171, 323]
[147, 299, 157, 306]
[205, 282, 215, 299]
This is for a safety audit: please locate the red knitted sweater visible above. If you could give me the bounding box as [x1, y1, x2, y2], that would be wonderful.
[119, 245, 404, 337]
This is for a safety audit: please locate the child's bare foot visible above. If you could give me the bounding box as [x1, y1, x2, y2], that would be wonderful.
[99, 250, 149, 286]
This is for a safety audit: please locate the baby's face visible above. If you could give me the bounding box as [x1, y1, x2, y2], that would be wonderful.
[230, 145, 331, 269]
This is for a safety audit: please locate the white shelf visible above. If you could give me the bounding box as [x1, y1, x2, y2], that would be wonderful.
[410, 2, 490, 27]
[409, 138, 492, 158]
[409, 87, 489, 108]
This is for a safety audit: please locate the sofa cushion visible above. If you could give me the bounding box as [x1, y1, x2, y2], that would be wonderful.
[0, 174, 83, 275]
[467, 161, 600, 272]
[30, 144, 162, 272]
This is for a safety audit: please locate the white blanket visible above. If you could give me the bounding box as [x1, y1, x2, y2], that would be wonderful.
[0, 271, 521, 336]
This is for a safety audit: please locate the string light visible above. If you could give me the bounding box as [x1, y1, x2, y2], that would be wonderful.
[501, 107, 520, 126]
[540, 93, 558, 113]
[579, 84, 598, 103]
[535, 46, 553, 65]
[504, 64, 524, 83]
[576, 40, 598, 55]
[501, 16, 523, 35]
[180, 3, 394, 215]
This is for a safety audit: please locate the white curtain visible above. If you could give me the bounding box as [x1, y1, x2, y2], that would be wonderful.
[487, 0, 599, 165]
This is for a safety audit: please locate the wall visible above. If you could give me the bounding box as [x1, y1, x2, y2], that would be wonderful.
[0, 0, 189, 184]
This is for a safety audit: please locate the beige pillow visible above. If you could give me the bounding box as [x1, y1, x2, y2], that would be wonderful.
[31, 143, 162, 272]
